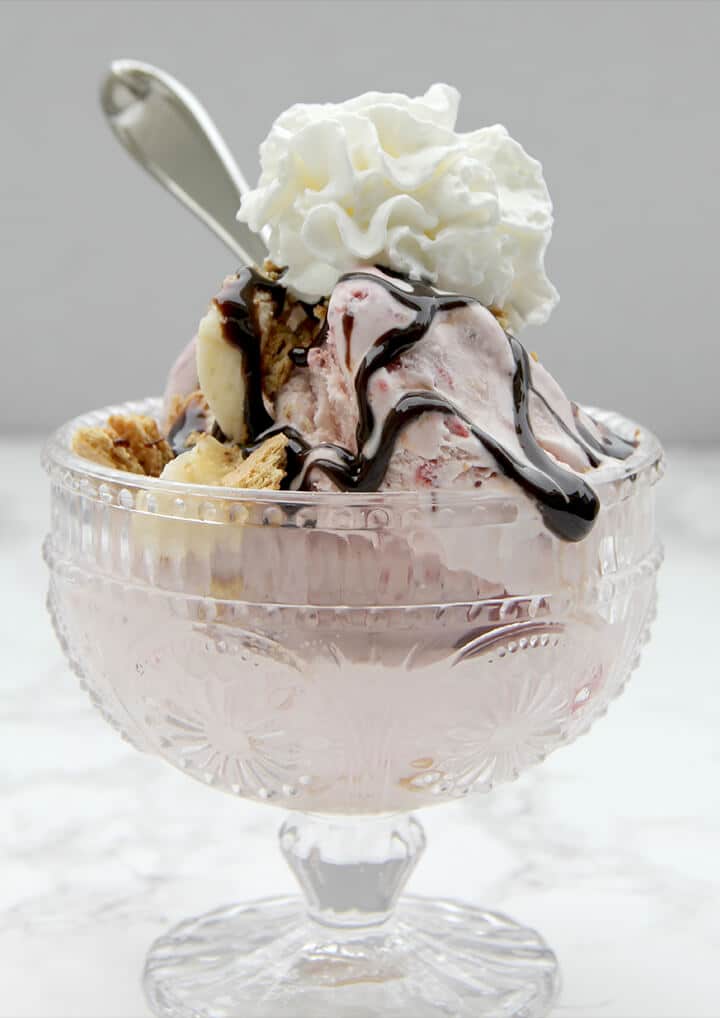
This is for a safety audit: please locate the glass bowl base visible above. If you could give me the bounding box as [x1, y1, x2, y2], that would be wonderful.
[143, 895, 560, 1018]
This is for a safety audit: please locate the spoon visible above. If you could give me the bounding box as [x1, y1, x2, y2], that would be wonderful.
[100, 59, 268, 267]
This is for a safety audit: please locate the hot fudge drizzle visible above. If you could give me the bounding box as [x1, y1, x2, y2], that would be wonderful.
[213, 268, 285, 439]
[167, 398, 211, 457]
[213, 268, 635, 543]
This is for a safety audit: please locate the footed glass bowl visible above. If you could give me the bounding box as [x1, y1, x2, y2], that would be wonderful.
[44, 398, 663, 1018]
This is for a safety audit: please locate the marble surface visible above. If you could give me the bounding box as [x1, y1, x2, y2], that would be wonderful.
[2, 439, 719, 1018]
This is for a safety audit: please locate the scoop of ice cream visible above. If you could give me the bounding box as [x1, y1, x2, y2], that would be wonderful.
[238, 84, 557, 332]
[277, 267, 596, 491]
[271, 266, 632, 541]
[172, 263, 632, 541]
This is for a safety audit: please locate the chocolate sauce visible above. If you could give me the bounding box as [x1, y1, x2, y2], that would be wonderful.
[529, 387, 600, 468]
[339, 272, 469, 452]
[342, 312, 355, 371]
[505, 336, 600, 540]
[167, 398, 210, 456]
[235, 268, 635, 542]
[211, 420, 227, 442]
[283, 390, 598, 540]
[290, 317, 328, 367]
[213, 268, 285, 441]
[571, 403, 635, 460]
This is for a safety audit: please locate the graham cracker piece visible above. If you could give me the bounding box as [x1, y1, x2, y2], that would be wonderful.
[488, 305, 510, 330]
[72, 414, 173, 477]
[262, 259, 284, 282]
[255, 288, 326, 402]
[222, 433, 288, 491]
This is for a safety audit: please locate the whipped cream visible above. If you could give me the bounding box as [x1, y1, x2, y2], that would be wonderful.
[238, 84, 558, 331]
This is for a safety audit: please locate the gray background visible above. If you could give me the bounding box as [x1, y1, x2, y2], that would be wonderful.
[2, 0, 717, 441]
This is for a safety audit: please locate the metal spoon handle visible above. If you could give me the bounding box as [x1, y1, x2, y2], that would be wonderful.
[101, 59, 267, 267]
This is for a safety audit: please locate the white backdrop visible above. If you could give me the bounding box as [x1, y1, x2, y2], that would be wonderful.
[2, 0, 717, 441]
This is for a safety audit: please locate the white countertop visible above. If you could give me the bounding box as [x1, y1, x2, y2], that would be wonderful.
[2, 440, 719, 1018]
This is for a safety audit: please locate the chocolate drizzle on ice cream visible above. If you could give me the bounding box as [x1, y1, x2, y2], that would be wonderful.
[220, 268, 635, 542]
[289, 320, 328, 367]
[213, 268, 283, 440]
[571, 403, 635, 461]
[167, 394, 211, 456]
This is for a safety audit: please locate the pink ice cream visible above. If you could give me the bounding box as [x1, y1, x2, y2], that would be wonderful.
[274, 267, 606, 496]
[164, 265, 632, 544]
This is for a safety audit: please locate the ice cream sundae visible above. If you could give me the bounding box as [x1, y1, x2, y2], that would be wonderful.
[72, 83, 640, 546]
[45, 76, 663, 1018]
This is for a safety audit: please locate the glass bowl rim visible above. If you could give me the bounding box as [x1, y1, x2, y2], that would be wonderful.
[42, 396, 664, 511]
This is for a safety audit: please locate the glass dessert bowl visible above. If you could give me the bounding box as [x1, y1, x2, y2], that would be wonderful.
[44, 397, 663, 1018]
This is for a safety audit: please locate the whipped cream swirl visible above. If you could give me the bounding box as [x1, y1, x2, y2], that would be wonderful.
[238, 84, 558, 331]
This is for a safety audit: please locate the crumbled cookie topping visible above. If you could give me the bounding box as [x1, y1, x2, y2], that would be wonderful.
[261, 259, 284, 282]
[255, 288, 326, 402]
[222, 433, 288, 491]
[488, 305, 510, 330]
[71, 414, 173, 477]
